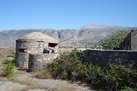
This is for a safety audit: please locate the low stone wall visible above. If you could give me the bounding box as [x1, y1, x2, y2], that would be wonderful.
[84, 49, 137, 68]
[28, 53, 58, 72]
[15, 53, 29, 69]
[58, 47, 90, 53]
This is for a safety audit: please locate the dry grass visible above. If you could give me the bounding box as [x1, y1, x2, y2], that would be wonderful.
[0, 47, 15, 63]
[33, 70, 52, 79]
[13, 73, 49, 89]
[0, 47, 16, 80]
[17, 77, 46, 88]
[0, 47, 15, 74]
[12, 71, 91, 91]
[0, 76, 7, 81]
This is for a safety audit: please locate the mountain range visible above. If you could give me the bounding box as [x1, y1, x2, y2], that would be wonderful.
[0, 24, 133, 48]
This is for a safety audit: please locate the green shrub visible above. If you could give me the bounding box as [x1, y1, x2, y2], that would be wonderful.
[36, 50, 137, 90]
[120, 86, 134, 91]
[3, 59, 16, 78]
[92, 63, 137, 90]
[49, 50, 87, 81]
[91, 30, 129, 49]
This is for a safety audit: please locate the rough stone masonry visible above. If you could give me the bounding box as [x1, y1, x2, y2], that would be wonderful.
[15, 32, 58, 71]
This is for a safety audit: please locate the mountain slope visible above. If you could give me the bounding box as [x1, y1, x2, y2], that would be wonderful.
[0, 25, 132, 47]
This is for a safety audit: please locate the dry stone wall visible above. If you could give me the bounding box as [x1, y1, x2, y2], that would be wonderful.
[16, 39, 48, 53]
[84, 49, 137, 68]
[58, 47, 90, 53]
[28, 54, 58, 72]
[16, 39, 49, 69]
[15, 53, 29, 69]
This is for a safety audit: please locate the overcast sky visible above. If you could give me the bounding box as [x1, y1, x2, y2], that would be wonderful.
[0, 0, 137, 30]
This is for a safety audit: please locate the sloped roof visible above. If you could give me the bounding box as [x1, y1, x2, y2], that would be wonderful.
[19, 32, 58, 43]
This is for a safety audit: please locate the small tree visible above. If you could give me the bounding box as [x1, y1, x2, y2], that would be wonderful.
[91, 30, 129, 49]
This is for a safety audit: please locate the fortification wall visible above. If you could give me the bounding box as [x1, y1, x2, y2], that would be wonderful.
[84, 49, 137, 68]
[28, 53, 58, 72]
[16, 39, 48, 48]
[16, 39, 48, 69]
[16, 39, 48, 54]
[58, 47, 90, 53]
[15, 53, 29, 69]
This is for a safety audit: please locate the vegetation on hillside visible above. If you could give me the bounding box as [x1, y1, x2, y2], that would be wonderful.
[91, 30, 129, 49]
[35, 50, 137, 91]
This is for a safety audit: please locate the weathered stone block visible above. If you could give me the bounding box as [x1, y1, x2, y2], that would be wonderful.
[28, 54, 58, 72]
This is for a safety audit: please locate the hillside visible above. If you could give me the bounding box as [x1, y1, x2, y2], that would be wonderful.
[0, 24, 132, 47]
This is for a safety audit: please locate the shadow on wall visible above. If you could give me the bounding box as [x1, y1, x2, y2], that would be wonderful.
[84, 49, 137, 69]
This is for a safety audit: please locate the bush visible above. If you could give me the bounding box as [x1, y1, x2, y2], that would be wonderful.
[3, 59, 16, 78]
[49, 50, 87, 81]
[91, 30, 129, 49]
[36, 50, 137, 90]
[92, 63, 137, 90]
[120, 87, 134, 91]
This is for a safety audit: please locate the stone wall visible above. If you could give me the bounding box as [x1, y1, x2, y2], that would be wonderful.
[28, 53, 58, 72]
[131, 30, 137, 50]
[84, 49, 137, 68]
[16, 39, 48, 54]
[58, 47, 74, 53]
[16, 39, 49, 69]
[58, 47, 90, 53]
[15, 53, 29, 69]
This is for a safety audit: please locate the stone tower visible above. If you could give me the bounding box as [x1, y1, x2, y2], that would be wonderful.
[15, 32, 58, 70]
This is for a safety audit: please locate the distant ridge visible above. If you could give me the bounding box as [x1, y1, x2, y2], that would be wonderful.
[81, 24, 129, 30]
[0, 24, 133, 47]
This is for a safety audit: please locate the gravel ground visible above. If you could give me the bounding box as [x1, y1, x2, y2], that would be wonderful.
[0, 81, 29, 91]
[0, 71, 93, 91]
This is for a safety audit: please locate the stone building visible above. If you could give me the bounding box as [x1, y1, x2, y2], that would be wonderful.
[119, 30, 137, 50]
[15, 32, 58, 71]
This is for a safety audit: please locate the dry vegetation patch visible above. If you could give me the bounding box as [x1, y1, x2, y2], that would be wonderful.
[12, 71, 91, 91]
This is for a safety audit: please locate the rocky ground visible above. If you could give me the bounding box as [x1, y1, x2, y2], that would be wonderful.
[0, 71, 93, 91]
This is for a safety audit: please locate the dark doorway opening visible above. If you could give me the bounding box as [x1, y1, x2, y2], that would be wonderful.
[49, 43, 58, 47]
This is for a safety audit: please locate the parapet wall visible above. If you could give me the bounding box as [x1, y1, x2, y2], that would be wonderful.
[58, 47, 90, 53]
[84, 49, 137, 68]
[28, 53, 58, 72]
